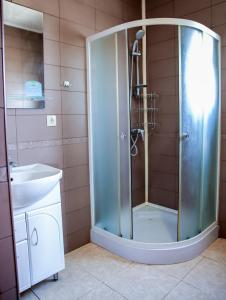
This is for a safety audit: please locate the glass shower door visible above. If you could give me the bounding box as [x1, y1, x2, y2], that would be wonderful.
[178, 26, 220, 240]
[89, 31, 132, 238]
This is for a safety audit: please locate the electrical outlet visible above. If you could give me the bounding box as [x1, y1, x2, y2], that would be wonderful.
[47, 115, 56, 127]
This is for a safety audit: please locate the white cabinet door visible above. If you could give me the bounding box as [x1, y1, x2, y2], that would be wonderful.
[27, 203, 65, 285]
[16, 240, 31, 292]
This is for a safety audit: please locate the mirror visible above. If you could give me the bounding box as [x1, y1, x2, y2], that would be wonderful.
[3, 1, 45, 109]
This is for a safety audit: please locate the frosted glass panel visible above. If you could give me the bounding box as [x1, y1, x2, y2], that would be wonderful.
[179, 26, 220, 240]
[201, 35, 219, 230]
[90, 34, 120, 235]
[179, 27, 204, 240]
[117, 31, 132, 239]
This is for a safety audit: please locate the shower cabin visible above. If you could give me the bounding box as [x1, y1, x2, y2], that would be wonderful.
[87, 18, 221, 264]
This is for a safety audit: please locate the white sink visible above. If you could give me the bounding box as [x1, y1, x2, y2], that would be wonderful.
[11, 164, 62, 209]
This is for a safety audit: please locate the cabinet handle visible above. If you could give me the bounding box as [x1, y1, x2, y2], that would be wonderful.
[31, 227, 38, 246]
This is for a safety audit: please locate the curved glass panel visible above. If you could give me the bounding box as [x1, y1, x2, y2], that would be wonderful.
[179, 26, 220, 240]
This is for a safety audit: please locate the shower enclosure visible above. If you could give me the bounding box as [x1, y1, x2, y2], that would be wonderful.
[87, 18, 221, 264]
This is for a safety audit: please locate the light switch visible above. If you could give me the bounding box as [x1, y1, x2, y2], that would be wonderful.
[47, 115, 56, 127]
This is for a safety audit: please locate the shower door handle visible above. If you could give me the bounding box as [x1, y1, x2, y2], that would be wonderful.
[181, 132, 189, 140]
[120, 132, 127, 140]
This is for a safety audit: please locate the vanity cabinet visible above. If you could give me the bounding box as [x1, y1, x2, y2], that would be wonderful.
[27, 203, 64, 285]
[16, 241, 30, 292]
[14, 214, 30, 292]
[14, 202, 65, 292]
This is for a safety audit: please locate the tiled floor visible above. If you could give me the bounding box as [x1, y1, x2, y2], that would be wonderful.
[21, 238, 226, 300]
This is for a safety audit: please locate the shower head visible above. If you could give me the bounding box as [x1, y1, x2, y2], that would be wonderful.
[131, 29, 145, 55]
[136, 29, 145, 40]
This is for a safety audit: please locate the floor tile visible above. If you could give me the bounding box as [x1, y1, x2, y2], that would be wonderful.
[184, 257, 226, 300]
[165, 282, 216, 300]
[78, 283, 126, 300]
[67, 244, 132, 282]
[104, 262, 179, 300]
[150, 255, 202, 279]
[20, 290, 38, 300]
[203, 238, 226, 265]
[32, 263, 101, 300]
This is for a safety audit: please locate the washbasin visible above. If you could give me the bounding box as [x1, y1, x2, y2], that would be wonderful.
[10, 164, 62, 209]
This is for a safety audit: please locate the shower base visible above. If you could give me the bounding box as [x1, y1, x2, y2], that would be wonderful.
[91, 203, 219, 264]
[133, 203, 177, 243]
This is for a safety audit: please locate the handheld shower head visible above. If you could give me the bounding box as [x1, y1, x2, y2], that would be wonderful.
[136, 29, 145, 40]
[132, 29, 146, 55]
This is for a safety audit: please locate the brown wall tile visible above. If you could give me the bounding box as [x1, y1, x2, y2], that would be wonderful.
[0, 288, 18, 300]
[62, 91, 86, 115]
[0, 182, 12, 239]
[63, 142, 88, 168]
[0, 109, 6, 166]
[66, 206, 91, 234]
[0, 237, 16, 293]
[62, 115, 87, 138]
[65, 186, 90, 213]
[59, 0, 95, 28]
[64, 165, 89, 191]
[43, 14, 60, 41]
[60, 19, 94, 47]
[67, 226, 90, 252]
[13, 0, 60, 16]
[60, 43, 85, 69]
[174, 0, 210, 16]
[16, 115, 62, 142]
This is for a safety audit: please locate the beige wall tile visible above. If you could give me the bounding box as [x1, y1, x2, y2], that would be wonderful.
[65, 206, 91, 234]
[60, 43, 85, 69]
[62, 91, 86, 115]
[95, 11, 122, 31]
[16, 115, 62, 142]
[43, 14, 60, 41]
[60, 0, 95, 29]
[63, 142, 88, 168]
[64, 165, 89, 190]
[96, 0, 123, 19]
[44, 39, 60, 66]
[18, 145, 63, 168]
[12, 0, 60, 16]
[44, 64, 61, 90]
[61, 67, 86, 92]
[62, 115, 87, 138]
[60, 19, 94, 47]
[65, 186, 90, 213]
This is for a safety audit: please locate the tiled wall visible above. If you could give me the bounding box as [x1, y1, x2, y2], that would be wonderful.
[128, 28, 146, 208]
[146, 0, 226, 237]
[147, 25, 179, 210]
[5, 0, 140, 252]
[0, 1, 19, 299]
